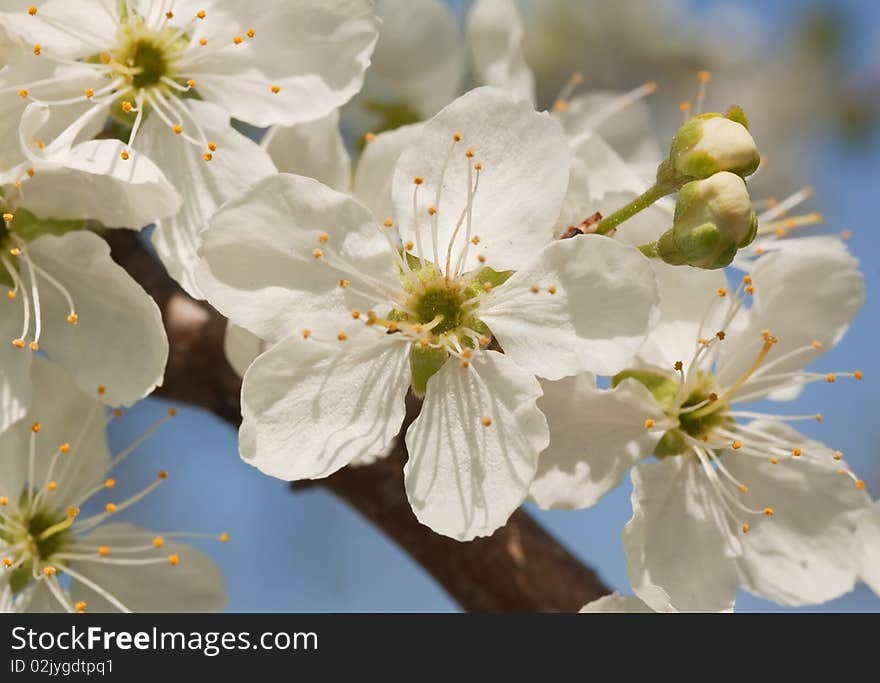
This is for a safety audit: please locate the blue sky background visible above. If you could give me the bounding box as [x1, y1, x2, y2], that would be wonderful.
[107, 0, 880, 612]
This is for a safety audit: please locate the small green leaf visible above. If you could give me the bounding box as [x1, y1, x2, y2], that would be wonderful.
[409, 344, 449, 398]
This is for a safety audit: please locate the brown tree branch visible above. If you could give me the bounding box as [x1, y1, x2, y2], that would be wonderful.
[108, 229, 611, 612]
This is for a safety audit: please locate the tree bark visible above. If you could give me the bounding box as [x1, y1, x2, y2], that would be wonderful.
[108, 229, 611, 612]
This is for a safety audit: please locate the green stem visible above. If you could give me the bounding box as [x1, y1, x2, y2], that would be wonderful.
[594, 183, 671, 235]
[637, 241, 659, 258]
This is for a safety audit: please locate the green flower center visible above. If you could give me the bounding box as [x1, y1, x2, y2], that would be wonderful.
[129, 40, 169, 89]
[411, 284, 467, 335]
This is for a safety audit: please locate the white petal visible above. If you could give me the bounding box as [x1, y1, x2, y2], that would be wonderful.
[139, 99, 276, 297]
[723, 421, 870, 606]
[0, 300, 31, 432]
[353, 122, 425, 221]
[404, 349, 548, 540]
[637, 261, 728, 371]
[717, 240, 864, 400]
[69, 523, 225, 613]
[392, 86, 570, 273]
[240, 331, 411, 481]
[624, 457, 740, 613]
[365, 0, 464, 118]
[19, 139, 181, 228]
[28, 231, 168, 408]
[0, 357, 110, 510]
[262, 109, 351, 193]
[197, 173, 397, 343]
[223, 322, 266, 379]
[184, 0, 379, 127]
[481, 235, 659, 379]
[529, 374, 663, 510]
[579, 593, 657, 613]
[0, 1, 118, 57]
[855, 501, 880, 597]
[466, 0, 535, 104]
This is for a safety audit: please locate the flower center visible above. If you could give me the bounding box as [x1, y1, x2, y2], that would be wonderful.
[107, 16, 186, 94]
[0, 498, 74, 594]
[128, 40, 169, 90]
[410, 281, 467, 335]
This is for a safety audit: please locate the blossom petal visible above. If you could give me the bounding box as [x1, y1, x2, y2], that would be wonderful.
[28, 231, 168, 408]
[855, 501, 880, 597]
[183, 0, 379, 127]
[723, 421, 870, 606]
[580, 593, 657, 613]
[353, 122, 425, 222]
[717, 239, 864, 400]
[624, 456, 740, 613]
[404, 349, 548, 540]
[197, 173, 397, 343]
[0, 1, 119, 58]
[0, 300, 31, 432]
[139, 99, 276, 297]
[481, 235, 659, 379]
[223, 322, 266, 379]
[240, 331, 411, 480]
[69, 523, 225, 613]
[0, 357, 110, 510]
[466, 0, 535, 103]
[263, 109, 351, 193]
[529, 374, 663, 510]
[392, 86, 570, 273]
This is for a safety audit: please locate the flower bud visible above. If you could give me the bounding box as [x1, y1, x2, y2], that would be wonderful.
[657, 172, 757, 269]
[668, 109, 760, 180]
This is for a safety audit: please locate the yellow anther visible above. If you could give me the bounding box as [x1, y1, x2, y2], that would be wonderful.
[679, 101, 691, 113]
[47, 481, 57, 492]
[121, 101, 133, 113]
[338, 279, 350, 288]
[832, 451, 842, 461]
[812, 340, 823, 350]
[553, 99, 568, 112]
[674, 361, 684, 371]
[75, 601, 87, 613]
[364, 132, 375, 143]
[548, 285, 557, 295]
[351, 310, 361, 319]
[113, 408, 123, 417]
[97, 385, 106, 395]
[404, 241, 414, 251]
[66, 506, 79, 518]
[731, 440, 742, 450]
[220, 532, 230, 543]
[208, 141, 217, 151]
[199, 38, 208, 46]
[453, 132, 462, 142]
[301, 329, 311, 339]
[3, 213, 14, 223]
[530, 284, 540, 294]
[763, 507, 775, 517]
[157, 470, 168, 480]
[697, 70, 711, 82]
[460, 360, 469, 369]
[7, 291, 17, 302]
[481, 417, 493, 427]
[462, 349, 472, 360]
[2, 558, 12, 567]
[28, 6, 37, 15]
[474, 162, 482, 171]
[854, 370, 863, 380]
[184, 79, 195, 89]
[465, 148, 475, 158]
[153, 536, 164, 548]
[427, 206, 437, 216]
[755, 247, 765, 255]
[337, 332, 348, 341]
[203, 152, 213, 161]
[312, 248, 323, 259]
[856, 480, 866, 490]
[644, 419, 655, 429]
[84, 88, 94, 98]
[775, 227, 786, 238]
[120, 150, 130, 160]
[741, 523, 749, 534]
[247, 28, 255, 38]
[33, 43, 41, 56]
[29, 341, 39, 351]
[105, 503, 116, 514]
[815, 414, 823, 423]
[745, 286, 755, 295]
[482, 282, 493, 293]
[770, 457, 779, 465]
[383, 218, 393, 228]
[43, 566, 56, 577]
[840, 230, 852, 240]
[197, 10, 206, 19]
[31, 422, 41, 433]
[477, 255, 486, 263]
[471, 236, 480, 245]
[413, 176, 423, 185]
[716, 287, 727, 297]
[104, 478, 115, 489]
[167, 407, 177, 417]
[168, 554, 179, 566]
[419, 338, 429, 348]
[479, 336, 490, 347]
[233, 35, 243, 45]
[0, 497, 7, 506]
[792, 448, 802, 457]
[98, 546, 108, 557]
[387, 322, 398, 332]
[99, 52, 111, 64]
[739, 485, 748, 494]
[12, 339, 26, 349]
[826, 374, 836, 383]
[318, 232, 330, 244]
[17, 87, 29, 98]
[26, 167, 34, 177]
[270, 85, 280, 94]
[172, 124, 183, 135]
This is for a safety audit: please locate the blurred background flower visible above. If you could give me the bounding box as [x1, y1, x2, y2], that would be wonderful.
[114, 0, 880, 612]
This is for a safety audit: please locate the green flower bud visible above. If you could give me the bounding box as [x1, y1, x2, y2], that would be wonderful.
[657, 172, 757, 269]
[669, 110, 760, 180]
